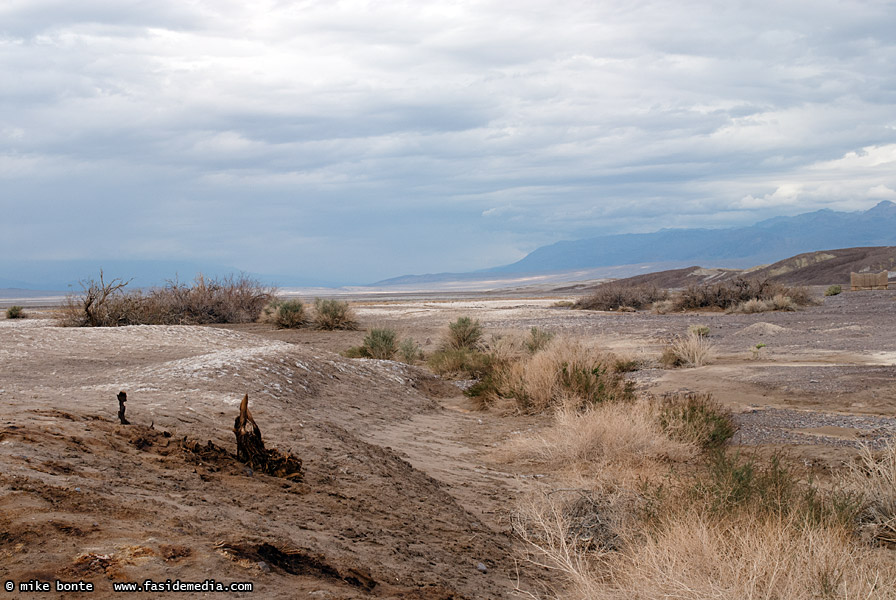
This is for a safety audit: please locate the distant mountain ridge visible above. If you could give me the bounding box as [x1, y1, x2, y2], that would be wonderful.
[488, 201, 896, 274]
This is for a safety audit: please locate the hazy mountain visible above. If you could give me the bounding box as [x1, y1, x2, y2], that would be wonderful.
[487, 201, 896, 274]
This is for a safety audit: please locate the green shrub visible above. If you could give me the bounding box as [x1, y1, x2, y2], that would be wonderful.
[574, 284, 668, 311]
[398, 338, 422, 363]
[313, 298, 357, 330]
[5, 306, 24, 319]
[444, 316, 482, 350]
[688, 324, 710, 337]
[362, 328, 398, 359]
[825, 285, 842, 296]
[525, 327, 554, 353]
[266, 299, 306, 328]
[655, 392, 736, 450]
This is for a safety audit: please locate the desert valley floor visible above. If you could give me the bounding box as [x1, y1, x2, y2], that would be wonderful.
[2, 288, 896, 598]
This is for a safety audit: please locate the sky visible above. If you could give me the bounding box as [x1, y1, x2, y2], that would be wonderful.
[2, 0, 896, 285]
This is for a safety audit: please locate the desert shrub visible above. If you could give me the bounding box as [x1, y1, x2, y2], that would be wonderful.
[688, 324, 710, 337]
[313, 298, 357, 330]
[845, 442, 896, 545]
[5, 305, 24, 319]
[397, 338, 422, 363]
[613, 356, 641, 373]
[484, 337, 633, 413]
[506, 400, 695, 471]
[444, 316, 483, 350]
[661, 331, 716, 368]
[654, 392, 736, 450]
[825, 284, 843, 297]
[672, 277, 814, 312]
[361, 328, 398, 360]
[525, 327, 554, 353]
[58, 272, 272, 327]
[574, 284, 668, 311]
[264, 299, 307, 329]
[427, 348, 492, 378]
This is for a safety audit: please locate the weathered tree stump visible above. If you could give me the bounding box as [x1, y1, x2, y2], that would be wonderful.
[233, 394, 303, 480]
[117, 391, 130, 425]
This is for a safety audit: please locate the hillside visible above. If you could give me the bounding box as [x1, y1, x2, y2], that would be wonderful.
[578, 246, 896, 290]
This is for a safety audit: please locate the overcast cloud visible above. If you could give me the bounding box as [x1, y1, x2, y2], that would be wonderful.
[2, 0, 895, 284]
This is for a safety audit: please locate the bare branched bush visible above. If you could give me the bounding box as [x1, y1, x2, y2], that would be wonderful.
[672, 277, 814, 312]
[575, 284, 668, 312]
[313, 298, 358, 330]
[57, 272, 272, 326]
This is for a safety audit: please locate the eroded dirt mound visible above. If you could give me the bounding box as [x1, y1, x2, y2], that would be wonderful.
[0, 321, 533, 598]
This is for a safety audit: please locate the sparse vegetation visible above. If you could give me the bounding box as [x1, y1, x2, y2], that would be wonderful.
[660, 331, 716, 368]
[825, 284, 843, 296]
[575, 284, 668, 312]
[845, 442, 896, 545]
[688, 324, 710, 337]
[264, 299, 307, 329]
[58, 272, 273, 327]
[397, 338, 422, 363]
[654, 392, 736, 450]
[525, 327, 554, 353]
[5, 305, 24, 319]
[445, 316, 482, 350]
[671, 277, 814, 312]
[313, 298, 357, 330]
[361, 328, 398, 360]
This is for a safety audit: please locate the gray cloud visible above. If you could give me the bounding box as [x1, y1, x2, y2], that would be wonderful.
[2, 0, 895, 283]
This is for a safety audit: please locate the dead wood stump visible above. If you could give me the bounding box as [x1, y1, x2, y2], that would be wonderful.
[233, 394, 303, 480]
[117, 391, 130, 425]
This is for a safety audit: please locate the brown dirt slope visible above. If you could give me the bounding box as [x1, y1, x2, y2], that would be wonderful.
[577, 246, 896, 290]
[0, 321, 535, 599]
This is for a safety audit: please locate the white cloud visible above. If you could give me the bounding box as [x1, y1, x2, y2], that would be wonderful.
[1, 0, 895, 282]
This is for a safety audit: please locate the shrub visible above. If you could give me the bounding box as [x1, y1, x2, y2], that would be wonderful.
[444, 316, 482, 350]
[845, 442, 896, 545]
[313, 298, 357, 330]
[688, 324, 710, 337]
[654, 392, 736, 450]
[265, 299, 307, 329]
[525, 327, 554, 353]
[672, 277, 814, 312]
[361, 328, 398, 360]
[661, 332, 716, 368]
[57, 272, 273, 327]
[493, 337, 634, 413]
[825, 285, 843, 297]
[574, 284, 668, 311]
[5, 306, 24, 319]
[397, 338, 422, 363]
[427, 348, 492, 378]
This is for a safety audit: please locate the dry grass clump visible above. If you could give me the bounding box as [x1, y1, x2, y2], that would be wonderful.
[672, 277, 814, 312]
[312, 298, 357, 330]
[845, 442, 896, 545]
[506, 401, 695, 472]
[660, 331, 716, 368]
[575, 284, 668, 312]
[653, 392, 736, 450]
[58, 272, 273, 326]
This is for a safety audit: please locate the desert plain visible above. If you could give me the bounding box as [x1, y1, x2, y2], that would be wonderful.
[1, 286, 896, 598]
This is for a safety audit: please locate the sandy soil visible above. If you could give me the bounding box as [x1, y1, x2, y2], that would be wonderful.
[2, 288, 895, 597]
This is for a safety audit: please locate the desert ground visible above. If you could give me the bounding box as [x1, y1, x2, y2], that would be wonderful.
[1, 287, 895, 598]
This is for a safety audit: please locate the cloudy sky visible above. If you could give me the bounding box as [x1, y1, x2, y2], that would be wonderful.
[2, 0, 895, 285]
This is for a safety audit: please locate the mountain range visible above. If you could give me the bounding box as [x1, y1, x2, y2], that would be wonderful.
[377, 201, 896, 285]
